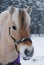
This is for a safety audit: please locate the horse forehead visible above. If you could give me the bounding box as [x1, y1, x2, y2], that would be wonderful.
[12, 8, 30, 28]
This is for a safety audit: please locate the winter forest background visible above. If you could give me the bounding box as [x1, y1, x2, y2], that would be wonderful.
[0, 0, 44, 34]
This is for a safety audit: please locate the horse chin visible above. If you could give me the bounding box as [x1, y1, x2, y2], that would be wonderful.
[23, 57, 30, 60]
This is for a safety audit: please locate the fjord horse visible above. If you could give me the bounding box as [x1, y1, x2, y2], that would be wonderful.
[0, 6, 34, 65]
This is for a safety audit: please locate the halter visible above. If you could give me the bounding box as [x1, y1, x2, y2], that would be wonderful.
[9, 27, 32, 44]
[9, 27, 32, 53]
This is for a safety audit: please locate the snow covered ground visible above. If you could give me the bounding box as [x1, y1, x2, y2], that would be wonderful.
[20, 36, 44, 65]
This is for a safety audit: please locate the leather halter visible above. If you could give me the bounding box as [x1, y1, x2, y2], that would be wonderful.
[9, 27, 32, 53]
[15, 37, 32, 44]
[9, 27, 32, 44]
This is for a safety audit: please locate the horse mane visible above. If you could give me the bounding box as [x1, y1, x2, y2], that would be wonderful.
[19, 9, 26, 28]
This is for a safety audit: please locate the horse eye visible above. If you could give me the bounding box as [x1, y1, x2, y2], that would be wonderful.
[12, 26, 16, 30]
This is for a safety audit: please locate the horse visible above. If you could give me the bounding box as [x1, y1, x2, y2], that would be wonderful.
[0, 6, 34, 65]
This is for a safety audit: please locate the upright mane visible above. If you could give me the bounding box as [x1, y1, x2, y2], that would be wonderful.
[19, 9, 26, 28]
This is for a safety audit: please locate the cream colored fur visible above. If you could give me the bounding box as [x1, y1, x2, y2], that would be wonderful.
[0, 10, 18, 65]
[0, 6, 32, 65]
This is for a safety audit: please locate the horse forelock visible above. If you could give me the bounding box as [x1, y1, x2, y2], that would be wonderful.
[17, 9, 30, 39]
[18, 9, 26, 28]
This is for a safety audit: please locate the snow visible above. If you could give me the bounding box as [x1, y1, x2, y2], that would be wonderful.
[20, 36, 44, 65]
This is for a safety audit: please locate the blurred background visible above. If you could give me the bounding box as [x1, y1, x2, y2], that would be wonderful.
[0, 0, 44, 35]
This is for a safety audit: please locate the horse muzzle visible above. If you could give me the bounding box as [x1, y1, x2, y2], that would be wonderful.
[15, 37, 34, 60]
[23, 47, 34, 60]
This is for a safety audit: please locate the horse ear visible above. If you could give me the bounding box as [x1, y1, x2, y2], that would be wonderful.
[9, 5, 15, 15]
[26, 6, 32, 14]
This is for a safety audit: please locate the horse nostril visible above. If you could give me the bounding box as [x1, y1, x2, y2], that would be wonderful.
[25, 49, 30, 56]
[24, 48, 34, 57]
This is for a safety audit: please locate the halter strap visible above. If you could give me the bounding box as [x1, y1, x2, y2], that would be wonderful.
[9, 27, 32, 45]
[9, 27, 32, 53]
[15, 37, 32, 44]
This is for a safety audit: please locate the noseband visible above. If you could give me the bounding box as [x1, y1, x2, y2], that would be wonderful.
[15, 37, 32, 44]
